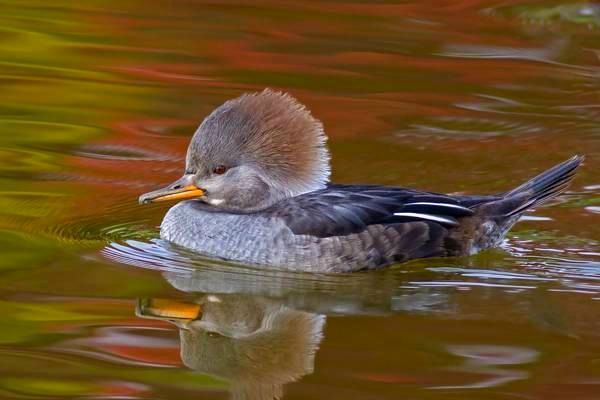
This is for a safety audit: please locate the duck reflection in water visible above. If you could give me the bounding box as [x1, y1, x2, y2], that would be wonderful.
[122, 253, 575, 398]
[137, 294, 325, 400]
[129, 261, 449, 399]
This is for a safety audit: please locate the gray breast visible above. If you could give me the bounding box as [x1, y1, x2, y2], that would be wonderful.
[160, 201, 397, 272]
[161, 202, 317, 269]
[163, 202, 278, 265]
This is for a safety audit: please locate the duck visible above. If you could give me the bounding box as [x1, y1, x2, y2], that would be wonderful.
[136, 295, 325, 400]
[139, 89, 584, 273]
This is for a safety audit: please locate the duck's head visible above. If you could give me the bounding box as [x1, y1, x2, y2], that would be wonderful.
[139, 89, 330, 211]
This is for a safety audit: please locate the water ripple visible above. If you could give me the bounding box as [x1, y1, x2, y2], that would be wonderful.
[103, 227, 600, 306]
[405, 116, 543, 137]
[74, 144, 170, 161]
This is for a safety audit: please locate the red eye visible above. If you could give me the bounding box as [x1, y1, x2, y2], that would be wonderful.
[213, 165, 227, 175]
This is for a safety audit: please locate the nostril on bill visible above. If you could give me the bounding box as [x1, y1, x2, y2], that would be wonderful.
[172, 184, 182, 190]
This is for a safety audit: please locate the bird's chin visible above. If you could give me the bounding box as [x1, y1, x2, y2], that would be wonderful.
[206, 198, 226, 206]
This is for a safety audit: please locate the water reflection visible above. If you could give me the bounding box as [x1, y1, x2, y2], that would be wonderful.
[123, 253, 598, 399]
[137, 295, 325, 400]
[433, 345, 538, 389]
[491, 2, 600, 28]
[125, 251, 455, 399]
[99, 230, 600, 398]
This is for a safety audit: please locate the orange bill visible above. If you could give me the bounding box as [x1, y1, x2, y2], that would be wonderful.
[139, 174, 204, 204]
[136, 298, 202, 321]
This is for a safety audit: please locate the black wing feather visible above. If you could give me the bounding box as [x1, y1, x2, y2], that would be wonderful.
[266, 184, 497, 238]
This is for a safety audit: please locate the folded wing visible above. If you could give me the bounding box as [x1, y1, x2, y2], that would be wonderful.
[266, 184, 495, 238]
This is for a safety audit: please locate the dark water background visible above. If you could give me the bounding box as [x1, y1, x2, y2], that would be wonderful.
[1, 1, 600, 399]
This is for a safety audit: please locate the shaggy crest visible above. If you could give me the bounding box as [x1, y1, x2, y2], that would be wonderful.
[187, 89, 331, 195]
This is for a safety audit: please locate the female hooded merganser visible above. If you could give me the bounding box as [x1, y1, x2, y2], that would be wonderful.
[139, 89, 583, 273]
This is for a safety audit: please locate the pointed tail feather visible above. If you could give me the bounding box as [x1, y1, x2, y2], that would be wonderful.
[501, 155, 584, 217]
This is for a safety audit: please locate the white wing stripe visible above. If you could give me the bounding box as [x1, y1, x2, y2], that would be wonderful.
[393, 212, 459, 226]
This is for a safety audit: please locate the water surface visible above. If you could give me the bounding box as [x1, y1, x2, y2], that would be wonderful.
[1, 1, 599, 399]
